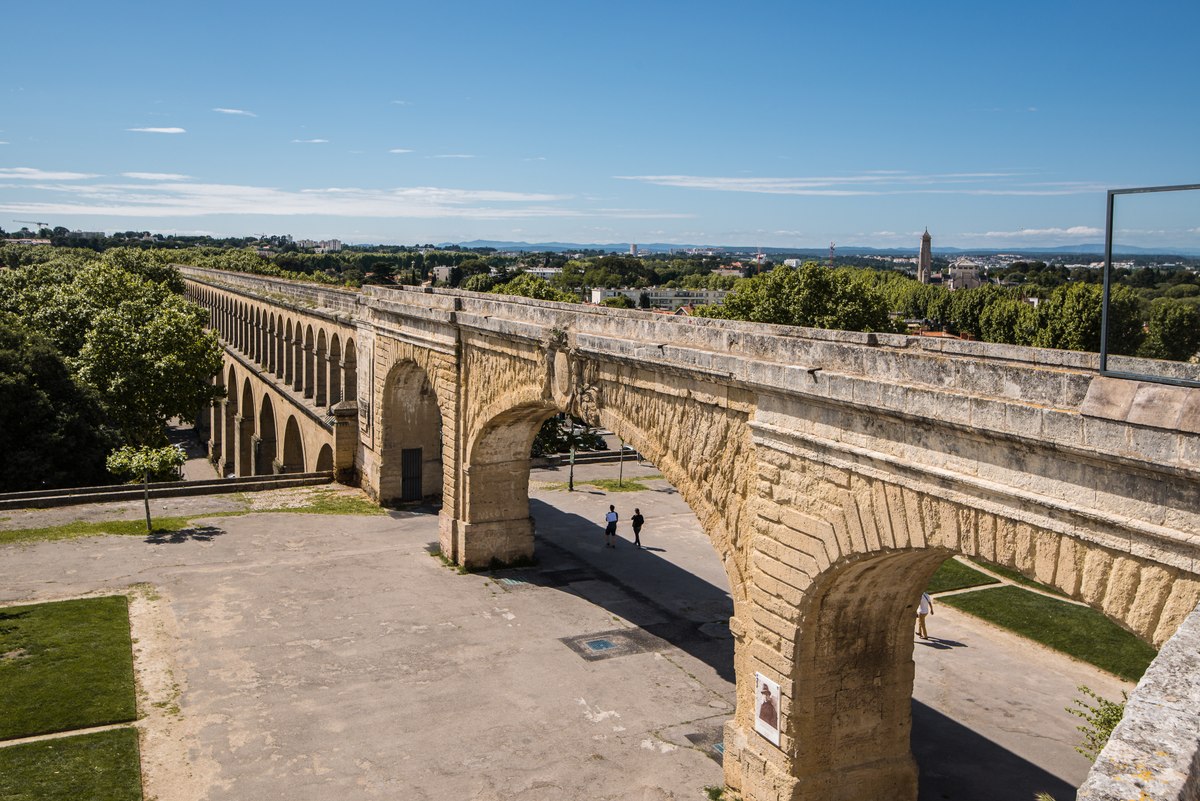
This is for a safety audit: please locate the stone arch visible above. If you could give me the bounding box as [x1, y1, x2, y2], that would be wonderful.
[733, 464, 1200, 801]
[223, 364, 239, 476]
[284, 319, 295, 385]
[210, 368, 225, 468]
[303, 325, 315, 399]
[328, 334, 343, 405]
[315, 443, 334, 472]
[257, 394, 278, 475]
[267, 313, 277, 375]
[282, 416, 305, 473]
[343, 338, 357, 402]
[238, 377, 255, 476]
[379, 360, 445, 505]
[315, 328, 328, 407]
[292, 318, 304, 392]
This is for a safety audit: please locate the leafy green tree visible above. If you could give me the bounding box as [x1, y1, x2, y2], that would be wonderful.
[977, 296, 1038, 346]
[698, 263, 897, 333]
[106, 444, 188, 533]
[1032, 283, 1143, 355]
[76, 291, 224, 445]
[0, 315, 118, 491]
[601, 294, 635, 308]
[491, 273, 579, 303]
[461, 273, 498, 293]
[1139, 298, 1200, 361]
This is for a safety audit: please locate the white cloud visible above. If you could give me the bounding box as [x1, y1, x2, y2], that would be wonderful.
[388, 148, 414, 154]
[432, 154, 476, 159]
[976, 226, 1102, 238]
[127, 127, 186, 134]
[0, 141, 8, 146]
[123, 172, 191, 181]
[615, 171, 1099, 197]
[213, 107, 256, 117]
[0, 176, 689, 221]
[390, 100, 411, 106]
[0, 167, 99, 180]
[292, 138, 329, 144]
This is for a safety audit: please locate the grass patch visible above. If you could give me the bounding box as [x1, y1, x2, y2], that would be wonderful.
[941, 586, 1156, 682]
[0, 490, 385, 547]
[0, 517, 194, 547]
[0, 728, 143, 801]
[0, 597, 137, 740]
[927, 558, 1000, 593]
[967, 557, 1069, 598]
[262, 490, 385, 516]
[540, 478, 651, 493]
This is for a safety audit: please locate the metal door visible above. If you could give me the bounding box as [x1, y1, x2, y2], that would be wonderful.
[401, 447, 423, 502]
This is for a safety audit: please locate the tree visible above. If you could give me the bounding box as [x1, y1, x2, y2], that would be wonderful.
[1032, 283, 1143, 355]
[601, 294, 635, 308]
[0, 315, 118, 491]
[76, 291, 224, 445]
[491, 273, 579, 303]
[697, 263, 897, 333]
[106, 444, 187, 533]
[1139, 298, 1200, 361]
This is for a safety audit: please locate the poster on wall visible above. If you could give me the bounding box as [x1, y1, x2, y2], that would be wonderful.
[754, 672, 781, 746]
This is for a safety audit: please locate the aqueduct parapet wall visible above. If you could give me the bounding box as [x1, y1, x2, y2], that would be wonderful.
[181, 266, 1200, 801]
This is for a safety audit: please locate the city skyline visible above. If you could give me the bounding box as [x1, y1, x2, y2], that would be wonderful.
[2, 0, 1198, 250]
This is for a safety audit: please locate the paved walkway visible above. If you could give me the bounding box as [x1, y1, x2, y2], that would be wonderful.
[0, 465, 1132, 801]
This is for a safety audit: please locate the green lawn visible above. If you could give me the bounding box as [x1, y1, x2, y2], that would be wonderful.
[0, 728, 143, 801]
[967, 558, 1070, 598]
[927, 558, 1000, 593]
[0, 597, 137, 739]
[941, 586, 1157, 682]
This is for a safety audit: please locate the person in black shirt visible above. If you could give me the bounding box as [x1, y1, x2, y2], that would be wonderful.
[631, 508, 645, 548]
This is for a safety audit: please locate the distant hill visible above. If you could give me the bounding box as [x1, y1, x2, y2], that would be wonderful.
[447, 239, 1200, 258]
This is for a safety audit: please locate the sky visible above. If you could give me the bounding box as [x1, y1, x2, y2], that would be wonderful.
[3, 0, 1199, 250]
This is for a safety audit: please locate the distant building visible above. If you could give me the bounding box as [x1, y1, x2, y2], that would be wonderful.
[67, 230, 105, 239]
[629, 244, 638, 257]
[590, 287, 729, 311]
[783, 259, 802, 268]
[946, 258, 984, 291]
[525, 267, 562, 281]
[917, 228, 933, 284]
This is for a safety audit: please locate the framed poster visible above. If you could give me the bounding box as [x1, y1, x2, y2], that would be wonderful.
[754, 672, 781, 746]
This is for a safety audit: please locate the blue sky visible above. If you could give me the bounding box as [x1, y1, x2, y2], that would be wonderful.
[3, 0, 1198, 249]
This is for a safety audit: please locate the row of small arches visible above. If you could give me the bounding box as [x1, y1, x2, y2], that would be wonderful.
[187, 285, 358, 410]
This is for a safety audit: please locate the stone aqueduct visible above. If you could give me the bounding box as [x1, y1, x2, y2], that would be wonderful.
[181, 266, 1200, 801]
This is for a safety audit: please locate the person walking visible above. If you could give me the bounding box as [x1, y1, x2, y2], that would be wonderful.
[630, 508, 645, 548]
[604, 505, 618, 548]
[916, 591, 934, 639]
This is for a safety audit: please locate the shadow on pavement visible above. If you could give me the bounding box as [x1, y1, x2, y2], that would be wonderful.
[916, 637, 969, 651]
[525, 499, 735, 682]
[913, 699, 1076, 801]
[145, 525, 224, 545]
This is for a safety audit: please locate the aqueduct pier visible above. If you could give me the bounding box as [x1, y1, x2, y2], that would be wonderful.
[181, 265, 1200, 801]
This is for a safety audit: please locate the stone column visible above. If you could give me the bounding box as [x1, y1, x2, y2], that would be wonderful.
[331, 400, 359, 484]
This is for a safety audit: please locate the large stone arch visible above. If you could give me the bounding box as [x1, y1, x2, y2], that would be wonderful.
[210, 368, 225, 467]
[303, 325, 315, 399]
[343, 338, 357, 402]
[258, 394, 278, 475]
[328, 334, 343, 405]
[282, 415, 305, 473]
[315, 328, 328, 407]
[238, 377, 255, 475]
[726, 457, 1200, 801]
[223, 364, 239, 476]
[379, 360, 445, 506]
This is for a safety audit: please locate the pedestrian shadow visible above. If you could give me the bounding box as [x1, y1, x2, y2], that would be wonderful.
[521, 499, 735, 682]
[916, 637, 968, 650]
[144, 525, 224, 545]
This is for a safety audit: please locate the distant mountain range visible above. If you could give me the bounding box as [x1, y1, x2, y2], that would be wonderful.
[448, 239, 1200, 258]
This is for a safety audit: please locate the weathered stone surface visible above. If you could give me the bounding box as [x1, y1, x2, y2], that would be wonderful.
[180, 269, 1200, 801]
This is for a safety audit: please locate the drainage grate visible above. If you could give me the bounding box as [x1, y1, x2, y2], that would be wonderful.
[497, 577, 530, 587]
[585, 638, 616, 651]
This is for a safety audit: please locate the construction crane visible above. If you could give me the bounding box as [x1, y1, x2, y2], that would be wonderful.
[13, 220, 51, 229]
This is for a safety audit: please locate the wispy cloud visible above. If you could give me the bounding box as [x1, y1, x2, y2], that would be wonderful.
[291, 138, 329, 144]
[973, 226, 1102, 239]
[615, 171, 1100, 197]
[127, 127, 186, 134]
[388, 148, 414, 154]
[0, 167, 99, 180]
[431, 154, 476, 159]
[390, 100, 411, 106]
[123, 172, 191, 181]
[0, 174, 689, 221]
[213, 107, 256, 117]
[0, 141, 8, 146]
